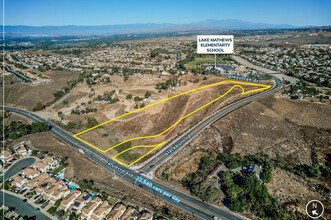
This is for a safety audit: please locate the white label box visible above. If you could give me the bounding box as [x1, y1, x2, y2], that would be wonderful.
[197, 35, 233, 54]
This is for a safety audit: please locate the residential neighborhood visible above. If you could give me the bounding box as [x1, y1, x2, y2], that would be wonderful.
[1, 142, 155, 220]
[236, 44, 331, 87]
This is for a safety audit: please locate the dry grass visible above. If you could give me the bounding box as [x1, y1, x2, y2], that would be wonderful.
[214, 94, 331, 165]
[267, 168, 322, 216]
[156, 92, 331, 218]
[77, 80, 261, 165]
[1, 71, 77, 110]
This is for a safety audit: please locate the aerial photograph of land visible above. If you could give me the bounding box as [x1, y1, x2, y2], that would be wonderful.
[1, 0, 330, 220]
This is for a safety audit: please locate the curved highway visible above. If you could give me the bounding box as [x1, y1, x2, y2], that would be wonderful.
[1, 77, 282, 220]
[139, 77, 282, 173]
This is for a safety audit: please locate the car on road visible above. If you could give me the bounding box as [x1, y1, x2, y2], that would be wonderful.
[22, 199, 27, 203]
[35, 207, 40, 212]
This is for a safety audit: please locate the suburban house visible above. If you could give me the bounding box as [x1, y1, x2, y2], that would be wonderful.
[1, 150, 14, 163]
[48, 184, 70, 203]
[26, 173, 50, 189]
[43, 181, 65, 199]
[69, 192, 91, 215]
[81, 197, 102, 219]
[33, 161, 49, 172]
[91, 201, 112, 220]
[42, 156, 59, 169]
[34, 177, 57, 196]
[21, 167, 40, 179]
[120, 206, 138, 220]
[59, 190, 82, 211]
[107, 203, 126, 220]
[10, 175, 28, 188]
[15, 145, 29, 158]
[139, 211, 153, 220]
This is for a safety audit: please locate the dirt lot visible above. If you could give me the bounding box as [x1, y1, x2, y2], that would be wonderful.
[8, 132, 196, 219]
[1, 71, 77, 111]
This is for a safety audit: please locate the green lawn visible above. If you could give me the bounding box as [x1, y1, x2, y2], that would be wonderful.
[1, 181, 10, 190]
[26, 191, 36, 199]
[35, 196, 43, 204]
[47, 206, 58, 215]
[47, 199, 62, 215]
[59, 211, 69, 220]
[51, 165, 65, 175]
[41, 200, 50, 209]
[184, 55, 228, 70]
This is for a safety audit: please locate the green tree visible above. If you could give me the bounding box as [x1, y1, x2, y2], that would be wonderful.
[134, 96, 142, 102]
[308, 164, 321, 177]
[144, 91, 152, 98]
[31, 122, 49, 133]
[62, 100, 69, 105]
[261, 169, 273, 183]
[126, 94, 132, 99]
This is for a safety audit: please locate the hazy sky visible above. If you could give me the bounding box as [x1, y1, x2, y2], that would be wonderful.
[3, 0, 331, 26]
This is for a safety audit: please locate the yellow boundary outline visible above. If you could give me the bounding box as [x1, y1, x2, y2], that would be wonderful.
[72, 80, 271, 167]
[112, 141, 166, 167]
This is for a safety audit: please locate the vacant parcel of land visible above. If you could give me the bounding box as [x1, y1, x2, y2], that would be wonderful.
[73, 79, 271, 167]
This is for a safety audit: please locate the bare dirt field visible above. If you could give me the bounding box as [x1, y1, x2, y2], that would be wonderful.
[1, 71, 78, 110]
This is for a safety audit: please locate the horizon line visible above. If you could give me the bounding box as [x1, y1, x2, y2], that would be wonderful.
[2, 18, 329, 27]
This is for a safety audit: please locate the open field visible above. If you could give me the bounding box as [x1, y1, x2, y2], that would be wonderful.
[74, 80, 270, 167]
[1, 71, 78, 110]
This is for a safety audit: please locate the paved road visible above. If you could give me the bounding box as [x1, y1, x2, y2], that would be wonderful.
[2, 105, 245, 220]
[4, 66, 32, 83]
[0, 157, 36, 182]
[139, 77, 282, 173]
[0, 190, 50, 219]
[231, 56, 278, 74]
[1, 77, 282, 220]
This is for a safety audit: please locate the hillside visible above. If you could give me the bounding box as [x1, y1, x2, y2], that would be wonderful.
[156, 93, 331, 218]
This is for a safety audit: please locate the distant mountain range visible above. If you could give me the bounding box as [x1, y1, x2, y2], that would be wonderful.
[1, 19, 316, 36]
